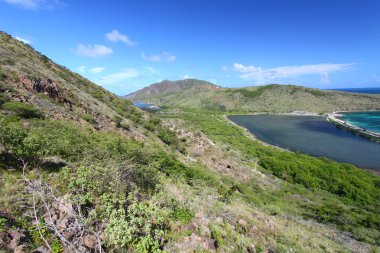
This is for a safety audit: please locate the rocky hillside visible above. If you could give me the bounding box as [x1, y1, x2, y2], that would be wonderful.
[1, 32, 379, 253]
[126, 82, 380, 113]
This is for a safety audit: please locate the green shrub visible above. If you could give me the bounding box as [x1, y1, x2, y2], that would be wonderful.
[0, 70, 6, 81]
[1, 101, 43, 118]
[104, 200, 168, 252]
[169, 200, 193, 224]
[157, 127, 177, 145]
[4, 59, 15, 65]
[0, 93, 9, 106]
[0, 217, 7, 232]
[80, 114, 96, 124]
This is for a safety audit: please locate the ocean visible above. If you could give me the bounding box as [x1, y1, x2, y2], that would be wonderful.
[329, 87, 380, 94]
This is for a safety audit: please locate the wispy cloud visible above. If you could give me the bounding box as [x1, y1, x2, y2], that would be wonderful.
[75, 44, 113, 58]
[3, 0, 64, 10]
[233, 63, 355, 85]
[182, 74, 192, 79]
[78, 66, 86, 73]
[210, 79, 217, 84]
[98, 67, 157, 85]
[105, 30, 136, 46]
[89, 67, 105, 74]
[15, 36, 31, 44]
[141, 52, 176, 62]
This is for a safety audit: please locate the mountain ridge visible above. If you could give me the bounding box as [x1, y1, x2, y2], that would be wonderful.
[125, 81, 380, 113]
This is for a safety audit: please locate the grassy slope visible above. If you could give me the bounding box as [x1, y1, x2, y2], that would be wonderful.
[129, 83, 380, 114]
[159, 108, 380, 245]
[1, 31, 379, 252]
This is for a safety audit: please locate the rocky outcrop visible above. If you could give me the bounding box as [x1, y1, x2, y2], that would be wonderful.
[19, 76, 73, 107]
[20, 77, 59, 99]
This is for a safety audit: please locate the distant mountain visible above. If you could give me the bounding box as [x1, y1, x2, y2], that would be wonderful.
[125, 79, 221, 101]
[125, 82, 380, 113]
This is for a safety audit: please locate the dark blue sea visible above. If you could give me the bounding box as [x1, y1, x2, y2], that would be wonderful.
[329, 87, 380, 94]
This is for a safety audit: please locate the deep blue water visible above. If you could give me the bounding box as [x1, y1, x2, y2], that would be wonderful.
[338, 111, 380, 133]
[329, 87, 380, 94]
[228, 115, 380, 171]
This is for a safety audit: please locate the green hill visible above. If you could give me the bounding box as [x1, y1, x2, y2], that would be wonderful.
[1, 32, 379, 252]
[125, 80, 380, 113]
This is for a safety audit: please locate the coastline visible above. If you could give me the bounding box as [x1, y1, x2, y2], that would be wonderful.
[326, 112, 380, 143]
[224, 112, 380, 176]
[223, 114, 290, 152]
[223, 111, 326, 152]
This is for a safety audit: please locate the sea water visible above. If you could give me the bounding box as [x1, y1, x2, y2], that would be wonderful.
[228, 115, 380, 171]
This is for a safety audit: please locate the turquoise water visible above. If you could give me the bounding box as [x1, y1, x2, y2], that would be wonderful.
[228, 115, 380, 171]
[338, 111, 380, 133]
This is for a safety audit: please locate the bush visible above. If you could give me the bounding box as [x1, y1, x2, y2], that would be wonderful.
[1, 101, 43, 118]
[104, 200, 168, 252]
[0, 93, 9, 106]
[80, 114, 96, 124]
[169, 199, 193, 224]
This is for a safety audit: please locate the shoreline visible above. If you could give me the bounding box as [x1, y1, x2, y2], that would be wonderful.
[227, 111, 322, 117]
[223, 114, 290, 152]
[224, 112, 380, 176]
[326, 111, 380, 143]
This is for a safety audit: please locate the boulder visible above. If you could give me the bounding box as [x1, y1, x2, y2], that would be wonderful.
[82, 234, 98, 249]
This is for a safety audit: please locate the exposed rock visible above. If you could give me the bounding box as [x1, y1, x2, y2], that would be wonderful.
[205, 239, 217, 250]
[31, 245, 50, 253]
[82, 234, 98, 249]
[184, 223, 197, 233]
[20, 77, 59, 99]
[0, 231, 11, 249]
[9, 230, 26, 249]
[238, 219, 248, 226]
[14, 244, 29, 253]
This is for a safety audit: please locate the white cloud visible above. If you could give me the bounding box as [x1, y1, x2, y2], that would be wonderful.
[221, 66, 228, 71]
[3, 0, 63, 10]
[320, 72, 330, 85]
[99, 69, 141, 85]
[141, 52, 176, 62]
[183, 74, 192, 79]
[210, 79, 217, 84]
[78, 66, 86, 73]
[105, 30, 136, 46]
[15, 36, 31, 44]
[75, 44, 113, 58]
[98, 67, 156, 85]
[89, 67, 105, 74]
[233, 63, 355, 85]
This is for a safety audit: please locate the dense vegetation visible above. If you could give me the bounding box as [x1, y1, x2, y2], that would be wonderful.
[0, 113, 214, 252]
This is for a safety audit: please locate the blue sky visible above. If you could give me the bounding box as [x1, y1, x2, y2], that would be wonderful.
[1, 0, 379, 95]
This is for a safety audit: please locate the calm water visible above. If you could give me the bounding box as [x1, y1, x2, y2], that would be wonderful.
[228, 115, 380, 171]
[338, 111, 380, 133]
[133, 101, 160, 111]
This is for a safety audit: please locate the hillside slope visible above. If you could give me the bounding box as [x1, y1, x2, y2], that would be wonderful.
[125, 79, 221, 100]
[1, 32, 379, 253]
[126, 81, 380, 113]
